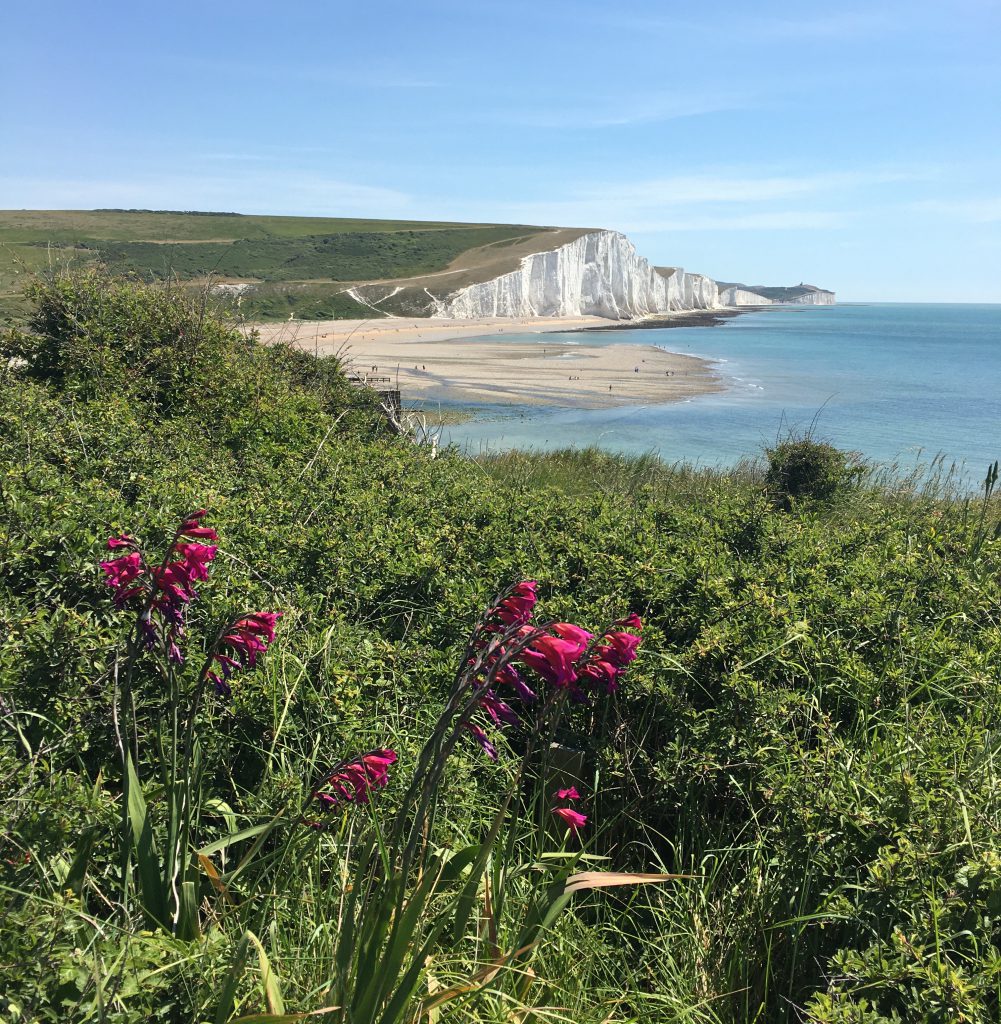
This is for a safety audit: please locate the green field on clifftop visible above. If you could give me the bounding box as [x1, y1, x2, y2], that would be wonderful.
[0, 209, 553, 322]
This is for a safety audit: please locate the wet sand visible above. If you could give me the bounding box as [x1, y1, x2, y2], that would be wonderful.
[252, 315, 724, 410]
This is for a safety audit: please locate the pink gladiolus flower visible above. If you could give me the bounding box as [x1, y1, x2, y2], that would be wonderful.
[313, 749, 398, 809]
[616, 612, 643, 630]
[101, 551, 146, 606]
[577, 616, 642, 695]
[178, 509, 218, 542]
[106, 534, 138, 550]
[209, 612, 280, 695]
[579, 658, 621, 694]
[552, 806, 587, 831]
[494, 581, 538, 627]
[518, 633, 586, 690]
[551, 623, 594, 647]
[603, 630, 641, 665]
[175, 541, 217, 581]
[181, 526, 218, 540]
[101, 550, 143, 586]
[555, 786, 580, 801]
[236, 611, 281, 643]
[491, 660, 537, 702]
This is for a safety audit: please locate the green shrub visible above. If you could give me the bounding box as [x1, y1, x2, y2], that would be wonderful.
[765, 434, 863, 506]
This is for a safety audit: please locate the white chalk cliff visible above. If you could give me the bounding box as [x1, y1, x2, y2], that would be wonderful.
[719, 283, 836, 306]
[432, 230, 721, 320]
[719, 286, 774, 306]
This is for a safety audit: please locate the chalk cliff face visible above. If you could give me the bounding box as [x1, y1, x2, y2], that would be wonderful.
[719, 283, 836, 306]
[719, 286, 774, 306]
[433, 230, 721, 320]
[786, 290, 836, 305]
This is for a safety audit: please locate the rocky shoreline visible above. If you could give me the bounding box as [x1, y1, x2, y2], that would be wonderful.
[570, 307, 756, 332]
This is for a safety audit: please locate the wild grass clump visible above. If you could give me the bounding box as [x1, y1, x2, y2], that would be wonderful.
[2, 271, 1000, 1022]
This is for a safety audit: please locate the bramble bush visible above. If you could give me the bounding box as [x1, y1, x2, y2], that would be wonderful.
[1, 270, 1000, 1022]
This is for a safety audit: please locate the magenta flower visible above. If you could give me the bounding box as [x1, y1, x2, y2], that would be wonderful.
[578, 617, 643, 695]
[177, 509, 218, 541]
[494, 580, 538, 627]
[462, 594, 642, 761]
[552, 806, 587, 832]
[551, 622, 595, 647]
[313, 748, 398, 809]
[100, 550, 144, 603]
[99, 511, 221, 657]
[208, 612, 282, 696]
[481, 690, 519, 727]
[555, 786, 581, 801]
[517, 632, 587, 691]
[464, 723, 498, 761]
[175, 541, 217, 581]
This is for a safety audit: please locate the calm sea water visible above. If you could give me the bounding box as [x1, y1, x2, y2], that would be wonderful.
[443, 304, 1001, 484]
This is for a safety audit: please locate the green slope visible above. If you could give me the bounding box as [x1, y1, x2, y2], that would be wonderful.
[0, 209, 553, 322]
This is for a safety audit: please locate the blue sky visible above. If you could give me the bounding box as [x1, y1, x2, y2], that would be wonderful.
[2, 0, 999, 300]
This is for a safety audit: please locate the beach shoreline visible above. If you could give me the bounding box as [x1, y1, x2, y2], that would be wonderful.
[251, 313, 729, 410]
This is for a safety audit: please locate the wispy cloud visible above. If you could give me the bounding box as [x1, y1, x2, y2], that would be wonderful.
[911, 197, 1001, 222]
[433, 167, 922, 231]
[510, 92, 745, 129]
[573, 170, 920, 204]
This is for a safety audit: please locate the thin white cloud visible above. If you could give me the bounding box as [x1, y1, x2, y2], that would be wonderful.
[429, 168, 919, 230]
[629, 211, 849, 231]
[511, 92, 745, 129]
[573, 170, 919, 205]
[911, 197, 1001, 222]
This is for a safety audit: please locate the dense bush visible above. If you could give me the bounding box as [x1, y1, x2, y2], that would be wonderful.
[1, 272, 1000, 1023]
[765, 433, 863, 507]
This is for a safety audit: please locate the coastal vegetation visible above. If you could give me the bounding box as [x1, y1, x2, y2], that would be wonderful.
[2, 270, 1000, 1023]
[0, 210, 552, 325]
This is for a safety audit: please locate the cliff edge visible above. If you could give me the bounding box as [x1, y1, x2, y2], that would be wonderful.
[431, 230, 720, 319]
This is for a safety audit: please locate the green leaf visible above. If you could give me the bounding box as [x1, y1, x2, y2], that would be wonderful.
[247, 928, 285, 1015]
[65, 825, 98, 897]
[125, 753, 168, 929]
[198, 822, 275, 858]
[215, 930, 252, 1024]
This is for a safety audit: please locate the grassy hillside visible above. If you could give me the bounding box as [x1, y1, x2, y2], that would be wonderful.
[2, 271, 999, 1023]
[0, 210, 569, 323]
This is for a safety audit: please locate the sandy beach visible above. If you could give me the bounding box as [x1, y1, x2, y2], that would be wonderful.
[252, 315, 723, 410]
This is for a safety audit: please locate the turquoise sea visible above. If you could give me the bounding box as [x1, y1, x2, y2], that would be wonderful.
[444, 304, 1001, 484]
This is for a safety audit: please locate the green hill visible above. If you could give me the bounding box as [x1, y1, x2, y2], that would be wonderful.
[0, 209, 570, 322]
